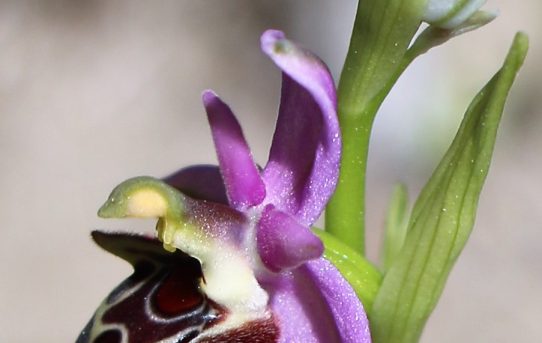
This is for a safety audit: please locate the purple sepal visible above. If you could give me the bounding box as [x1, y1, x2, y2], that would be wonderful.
[203, 90, 266, 210]
[257, 204, 323, 272]
[263, 258, 371, 343]
[305, 259, 372, 343]
[260, 29, 340, 226]
[163, 165, 228, 205]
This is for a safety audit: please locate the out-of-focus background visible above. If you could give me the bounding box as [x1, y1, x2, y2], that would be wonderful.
[1, 1, 540, 341]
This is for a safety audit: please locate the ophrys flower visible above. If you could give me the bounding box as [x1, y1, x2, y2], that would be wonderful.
[78, 30, 370, 343]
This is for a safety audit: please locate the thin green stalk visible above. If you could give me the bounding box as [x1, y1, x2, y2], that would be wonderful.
[326, 0, 426, 254]
[326, 107, 376, 255]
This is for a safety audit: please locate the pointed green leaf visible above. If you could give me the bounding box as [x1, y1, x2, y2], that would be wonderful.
[370, 32, 528, 343]
[381, 184, 410, 273]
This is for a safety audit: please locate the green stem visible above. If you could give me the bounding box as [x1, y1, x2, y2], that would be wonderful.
[326, 0, 426, 254]
[325, 106, 374, 255]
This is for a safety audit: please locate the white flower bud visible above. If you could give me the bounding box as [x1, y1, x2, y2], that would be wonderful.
[423, 0, 489, 29]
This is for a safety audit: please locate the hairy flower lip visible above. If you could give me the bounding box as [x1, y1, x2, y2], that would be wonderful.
[77, 231, 224, 343]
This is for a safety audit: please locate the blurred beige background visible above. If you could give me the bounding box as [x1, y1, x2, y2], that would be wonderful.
[0, 1, 540, 341]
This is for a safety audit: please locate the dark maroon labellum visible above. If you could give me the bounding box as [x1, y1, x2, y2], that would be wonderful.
[77, 231, 279, 343]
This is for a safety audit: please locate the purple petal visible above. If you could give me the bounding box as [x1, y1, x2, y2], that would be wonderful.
[257, 204, 323, 272]
[262, 258, 371, 343]
[163, 165, 228, 205]
[202, 90, 266, 210]
[260, 30, 340, 226]
[305, 259, 372, 342]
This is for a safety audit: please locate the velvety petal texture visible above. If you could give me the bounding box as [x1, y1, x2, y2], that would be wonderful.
[257, 204, 323, 272]
[203, 90, 266, 210]
[261, 30, 341, 226]
[263, 258, 371, 343]
[304, 259, 372, 343]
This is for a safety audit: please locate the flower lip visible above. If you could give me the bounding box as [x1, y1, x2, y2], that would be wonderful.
[79, 231, 280, 343]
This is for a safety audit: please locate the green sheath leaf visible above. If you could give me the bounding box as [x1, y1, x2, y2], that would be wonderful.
[370, 32, 528, 343]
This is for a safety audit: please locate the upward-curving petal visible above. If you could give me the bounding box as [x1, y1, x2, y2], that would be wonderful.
[260, 30, 340, 226]
[202, 90, 266, 210]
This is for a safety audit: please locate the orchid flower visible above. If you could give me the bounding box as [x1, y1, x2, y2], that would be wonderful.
[78, 30, 371, 343]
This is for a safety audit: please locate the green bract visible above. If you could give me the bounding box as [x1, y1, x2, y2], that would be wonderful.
[369, 33, 528, 343]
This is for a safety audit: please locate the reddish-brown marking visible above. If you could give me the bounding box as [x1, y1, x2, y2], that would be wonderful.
[198, 316, 279, 343]
[153, 268, 203, 317]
